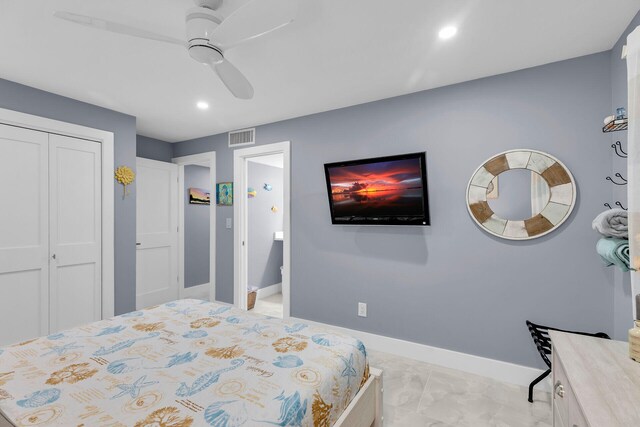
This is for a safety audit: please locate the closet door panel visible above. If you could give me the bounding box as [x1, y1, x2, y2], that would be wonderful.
[54, 264, 98, 331]
[0, 271, 45, 345]
[0, 124, 49, 345]
[49, 134, 102, 333]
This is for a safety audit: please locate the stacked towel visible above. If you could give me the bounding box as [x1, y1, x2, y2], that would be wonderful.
[596, 238, 631, 272]
[592, 209, 628, 238]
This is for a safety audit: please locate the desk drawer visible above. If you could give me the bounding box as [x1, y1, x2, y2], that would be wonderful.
[553, 349, 569, 427]
[569, 394, 589, 427]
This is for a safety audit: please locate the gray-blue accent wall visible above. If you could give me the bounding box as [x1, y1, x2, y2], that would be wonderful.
[137, 135, 173, 163]
[173, 51, 616, 368]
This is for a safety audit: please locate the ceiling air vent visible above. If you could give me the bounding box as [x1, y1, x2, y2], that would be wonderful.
[228, 128, 255, 148]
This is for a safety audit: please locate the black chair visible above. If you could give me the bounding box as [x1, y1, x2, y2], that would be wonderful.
[525, 320, 610, 403]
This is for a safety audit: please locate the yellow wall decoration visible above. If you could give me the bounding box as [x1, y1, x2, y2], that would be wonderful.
[114, 166, 135, 199]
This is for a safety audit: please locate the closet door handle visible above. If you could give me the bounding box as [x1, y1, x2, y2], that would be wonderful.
[51, 254, 56, 260]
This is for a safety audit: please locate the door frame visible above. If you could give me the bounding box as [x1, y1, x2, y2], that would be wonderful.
[233, 141, 291, 318]
[0, 107, 115, 319]
[172, 152, 217, 301]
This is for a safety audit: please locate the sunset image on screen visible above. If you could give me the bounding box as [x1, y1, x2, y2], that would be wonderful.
[327, 157, 425, 219]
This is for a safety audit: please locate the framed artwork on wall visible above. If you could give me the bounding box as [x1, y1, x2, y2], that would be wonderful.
[216, 182, 233, 206]
[189, 188, 211, 205]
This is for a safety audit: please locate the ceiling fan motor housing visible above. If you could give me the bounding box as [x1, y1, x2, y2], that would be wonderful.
[186, 7, 224, 64]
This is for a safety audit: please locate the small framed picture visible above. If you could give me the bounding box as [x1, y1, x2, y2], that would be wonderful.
[189, 188, 210, 205]
[216, 182, 233, 206]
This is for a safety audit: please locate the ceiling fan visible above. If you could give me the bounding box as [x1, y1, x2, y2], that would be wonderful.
[54, 0, 297, 99]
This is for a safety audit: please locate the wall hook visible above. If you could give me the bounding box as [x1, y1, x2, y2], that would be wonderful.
[604, 203, 613, 209]
[615, 201, 628, 211]
[612, 140, 628, 158]
[606, 173, 628, 185]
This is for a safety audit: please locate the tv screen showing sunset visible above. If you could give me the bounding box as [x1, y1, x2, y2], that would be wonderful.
[325, 154, 428, 223]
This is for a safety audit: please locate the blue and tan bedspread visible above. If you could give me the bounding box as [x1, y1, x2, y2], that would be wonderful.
[0, 299, 368, 426]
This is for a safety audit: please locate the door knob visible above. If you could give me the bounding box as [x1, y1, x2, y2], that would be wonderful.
[51, 254, 56, 260]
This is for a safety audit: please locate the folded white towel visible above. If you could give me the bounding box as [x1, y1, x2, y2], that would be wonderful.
[592, 208, 628, 238]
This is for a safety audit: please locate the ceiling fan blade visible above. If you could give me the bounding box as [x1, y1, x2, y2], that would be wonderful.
[212, 59, 254, 99]
[211, 0, 296, 49]
[54, 11, 185, 47]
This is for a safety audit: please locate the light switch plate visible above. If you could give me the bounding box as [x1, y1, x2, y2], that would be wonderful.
[358, 302, 367, 317]
[226, 218, 232, 229]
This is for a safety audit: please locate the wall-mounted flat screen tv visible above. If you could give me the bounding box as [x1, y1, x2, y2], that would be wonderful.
[324, 152, 430, 226]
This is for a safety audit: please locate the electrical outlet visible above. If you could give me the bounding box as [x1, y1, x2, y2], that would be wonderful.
[358, 302, 367, 317]
[226, 218, 232, 229]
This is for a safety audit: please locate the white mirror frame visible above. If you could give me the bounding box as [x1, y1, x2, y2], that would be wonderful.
[466, 149, 576, 240]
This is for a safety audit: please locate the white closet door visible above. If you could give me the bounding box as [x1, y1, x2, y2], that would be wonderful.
[136, 158, 178, 309]
[49, 134, 102, 332]
[0, 124, 50, 345]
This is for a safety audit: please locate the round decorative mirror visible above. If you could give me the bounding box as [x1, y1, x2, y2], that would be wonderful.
[466, 150, 576, 240]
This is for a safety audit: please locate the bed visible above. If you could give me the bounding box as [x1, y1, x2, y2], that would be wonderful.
[0, 299, 382, 427]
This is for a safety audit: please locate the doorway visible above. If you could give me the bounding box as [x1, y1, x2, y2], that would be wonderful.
[173, 152, 217, 302]
[234, 142, 291, 319]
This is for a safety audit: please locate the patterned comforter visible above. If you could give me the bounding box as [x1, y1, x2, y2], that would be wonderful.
[0, 299, 368, 426]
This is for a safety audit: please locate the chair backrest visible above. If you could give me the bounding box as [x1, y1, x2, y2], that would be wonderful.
[526, 320, 610, 369]
[526, 321, 553, 368]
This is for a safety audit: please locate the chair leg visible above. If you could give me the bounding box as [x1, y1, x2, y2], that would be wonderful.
[528, 368, 551, 403]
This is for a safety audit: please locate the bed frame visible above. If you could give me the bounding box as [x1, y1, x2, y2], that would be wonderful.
[335, 367, 384, 427]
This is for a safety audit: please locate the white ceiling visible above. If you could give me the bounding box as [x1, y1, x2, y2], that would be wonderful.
[248, 153, 284, 168]
[1, 0, 639, 142]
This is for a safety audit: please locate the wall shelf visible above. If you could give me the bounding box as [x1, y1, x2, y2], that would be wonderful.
[603, 118, 628, 133]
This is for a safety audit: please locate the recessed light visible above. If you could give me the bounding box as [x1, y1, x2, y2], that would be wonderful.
[196, 101, 209, 110]
[438, 26, 457, 40]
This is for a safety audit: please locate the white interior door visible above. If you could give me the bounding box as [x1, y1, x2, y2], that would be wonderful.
[0, 124, 50, 345]
[136, 157, 178, 309]
[49, 134, 102, 333]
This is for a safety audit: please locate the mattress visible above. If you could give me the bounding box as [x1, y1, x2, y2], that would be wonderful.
[0, 299, 368, 426]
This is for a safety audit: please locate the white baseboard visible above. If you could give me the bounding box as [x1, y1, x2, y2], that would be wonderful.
[180, 283, 209, 300]
[290, 316, 550, 392]
[256, 283, 282, 299]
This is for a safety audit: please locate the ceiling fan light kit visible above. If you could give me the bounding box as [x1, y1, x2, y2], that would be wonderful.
[54, 0, 297, 100]
[186, 8, 224, 65]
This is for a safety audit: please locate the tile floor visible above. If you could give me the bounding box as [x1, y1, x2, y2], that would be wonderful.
[250, 292, 283, 318]
[368, 350, 552, 427]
